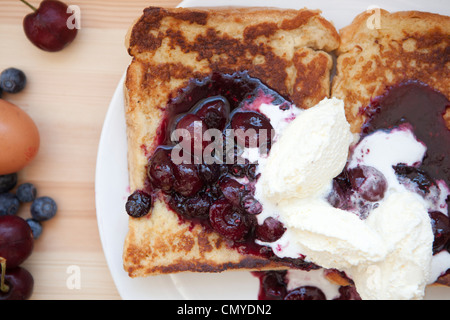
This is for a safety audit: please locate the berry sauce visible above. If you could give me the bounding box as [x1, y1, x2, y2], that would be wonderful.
[128, 71, 315, 270]
[362, 81, 450, 259]
[126, 75, 450, 300]
[361, 81, 450, 195]
[158, 71, 290, 147]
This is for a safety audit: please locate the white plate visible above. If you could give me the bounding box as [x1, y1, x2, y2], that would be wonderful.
[95, 0, 450, 300]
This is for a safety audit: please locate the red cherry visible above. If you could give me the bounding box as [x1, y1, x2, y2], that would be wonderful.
[255, 217, 286, 242]
[194, 96, 230, 131]
[218, 177, 246, 207]
[175, 114, 210, 158]
[230, 111, 274, 149]
[209, 198, 251, 242]
[348, 165, 387, 202]
[172, 163, 203, 197]
[0, 215, 34, 269]
[0, 261, 34, 300]
[147, 147, 175, 192]
[22, 0, 78, 52]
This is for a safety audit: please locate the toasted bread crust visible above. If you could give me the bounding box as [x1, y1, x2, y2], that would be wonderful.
[123, 6, 339, 277]
[332, 9, 450, 133]
[126, 6, 339, 112]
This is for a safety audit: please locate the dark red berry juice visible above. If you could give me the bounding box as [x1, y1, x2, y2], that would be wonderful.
[136, 71, 314, 269]
[362, 81, 450, 191]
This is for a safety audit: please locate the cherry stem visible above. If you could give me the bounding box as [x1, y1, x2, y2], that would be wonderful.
[0, 257, 9, 293]
[20, 0, 37, 11]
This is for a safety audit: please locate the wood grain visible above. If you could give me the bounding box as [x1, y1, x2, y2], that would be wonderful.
[0, 0, 181, 300]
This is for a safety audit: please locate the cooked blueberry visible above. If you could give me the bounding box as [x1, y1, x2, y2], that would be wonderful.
[240, 194, 263, 215]
[394, 164, 435, 193]
[246, 164, 258, 180]
[0, 173, 18, 193]
[0, 193, 20, 216]
[429, 211, 450, 254]
[26, 218, 43, 240]
[0, 68, 27, 93]
[229, 164, 246, 178]
[16, 183, 37, 203]
[198, 163, 221, 185]
[194, 96, 230, 130]
[167, 192, 187, 216]
[125, 190, 153, 218]
[30, 196, 57, 221]
[183, 193, 211, 219]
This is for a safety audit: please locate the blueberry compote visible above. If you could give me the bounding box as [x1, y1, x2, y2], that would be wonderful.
[126, 71, 314, 270]
[328, 81, 450, 252]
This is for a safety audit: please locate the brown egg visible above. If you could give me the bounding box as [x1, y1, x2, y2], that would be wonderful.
[0, 99, 40, 174]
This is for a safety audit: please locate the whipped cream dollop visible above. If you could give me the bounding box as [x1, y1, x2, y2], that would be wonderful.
[260, 98, 353, 202]
[251, 97, 445, 300]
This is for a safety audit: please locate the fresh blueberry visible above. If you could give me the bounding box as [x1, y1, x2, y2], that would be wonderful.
[0, 68, 27, 93]
[125, 190, 152, 218]
[26, 218, 43, 240]
[16, 183, 37, 203]
[31, 196, 57, 221]
[0, 193, 20, 215]
[0, 173, 18, 193]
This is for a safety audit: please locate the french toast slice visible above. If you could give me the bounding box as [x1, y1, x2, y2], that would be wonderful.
[332, 9, 450, 134]
[123, 6, 340, 277]
[332, 9, 450, 287]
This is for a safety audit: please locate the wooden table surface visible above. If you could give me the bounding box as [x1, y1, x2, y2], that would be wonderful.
[0, 0, 181, 300]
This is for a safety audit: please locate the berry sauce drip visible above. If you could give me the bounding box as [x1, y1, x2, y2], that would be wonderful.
[328, 81, 450, 253]
[362, 81, 450, 196]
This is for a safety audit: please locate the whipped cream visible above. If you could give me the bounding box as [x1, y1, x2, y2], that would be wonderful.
[247, 97, 450, 300]
[260, 98, 353, 202]
[355, 192, 433, 300]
